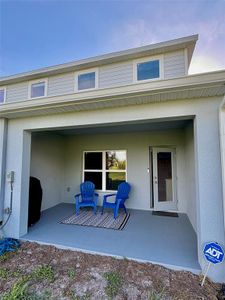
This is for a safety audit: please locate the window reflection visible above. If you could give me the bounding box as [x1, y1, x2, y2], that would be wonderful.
[106, 151, 126, 170]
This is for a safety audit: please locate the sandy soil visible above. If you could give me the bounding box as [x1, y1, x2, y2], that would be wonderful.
[0, 242, 223, 299]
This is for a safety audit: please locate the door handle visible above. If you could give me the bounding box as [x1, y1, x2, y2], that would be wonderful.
[154, 176, 158, 184]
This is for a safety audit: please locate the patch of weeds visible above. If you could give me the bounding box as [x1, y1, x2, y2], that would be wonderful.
[0, 252, 11, 262]
[1, 276, 30, 300]
[148, 288, 166, 300]
[104, 271, 123, 299]
[65, 291, 91, 300]
[0, 267, 22, 279]
[0, 268, 10, 279]
[32, 265, 54, 282]
[67, 268, 76, 279]
[0, 248, 19, 263]
[12, 269, 22, 277]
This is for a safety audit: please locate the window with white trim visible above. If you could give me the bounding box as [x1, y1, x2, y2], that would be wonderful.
[136, 59, 160, 81]
[83, 150, 127, 191]
[0, 88, 6, 103]
[30, 80, 46, 98]
[77, 71, 96, 91]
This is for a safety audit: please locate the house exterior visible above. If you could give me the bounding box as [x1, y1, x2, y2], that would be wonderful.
[0, 34, 225, 282]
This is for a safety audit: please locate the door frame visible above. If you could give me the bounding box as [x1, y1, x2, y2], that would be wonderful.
[152, 147, 178, 211]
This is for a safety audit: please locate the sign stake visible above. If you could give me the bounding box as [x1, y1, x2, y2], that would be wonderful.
[201, 261, 211, 286]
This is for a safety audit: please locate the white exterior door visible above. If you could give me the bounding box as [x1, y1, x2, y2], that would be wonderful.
[152, 148, 177, 211]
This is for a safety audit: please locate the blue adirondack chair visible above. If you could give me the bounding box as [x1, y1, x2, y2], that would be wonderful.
[102, 182, 131, 219]
[75, 181, 99, 215]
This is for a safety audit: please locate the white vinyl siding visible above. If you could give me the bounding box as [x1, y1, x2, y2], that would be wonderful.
[6, 82, 29, 103]
[48, 73, 74, 97]
[164, 50, 186, 79]
[99, 62, 133, 88]
[2, 50, 188, 102]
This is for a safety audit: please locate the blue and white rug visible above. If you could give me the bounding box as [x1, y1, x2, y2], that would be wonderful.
[60, 210, 130, 230]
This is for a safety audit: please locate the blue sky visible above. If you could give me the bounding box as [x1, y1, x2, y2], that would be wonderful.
[0, 0, 225, 77]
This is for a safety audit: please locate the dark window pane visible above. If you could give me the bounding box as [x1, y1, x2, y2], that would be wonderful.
[106, 172, 126, 190]
[0, 89, 5, 103]
[84, 172, 102, 190]
[31, 82, 45, 98]
[137, 60, 159, 81]
[85, 152, 102, 170]
[78, 72, 95, 90]
[157, 152, 173, 202]
[106, 151, 126, 170]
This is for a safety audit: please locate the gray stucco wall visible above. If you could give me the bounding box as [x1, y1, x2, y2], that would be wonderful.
[30, 133, 64, 211]
[0, 118, 7, 222]
[184, 122, 197, 232]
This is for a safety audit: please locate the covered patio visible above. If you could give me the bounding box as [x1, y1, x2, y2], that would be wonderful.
[18, 117, 200, 273]
[21, 203, 200, 273]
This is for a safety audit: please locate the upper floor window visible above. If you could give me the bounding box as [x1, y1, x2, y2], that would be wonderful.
[30, 80, 47, 98]
[135, 57, 162, 82]
[76, 70, 97, 91]
[0, 88, 6, 103]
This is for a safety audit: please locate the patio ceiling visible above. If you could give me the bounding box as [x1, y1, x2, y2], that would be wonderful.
[33, 118, 193, 136]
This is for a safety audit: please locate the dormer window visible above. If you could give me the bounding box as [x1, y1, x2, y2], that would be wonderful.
[76, 69, 98, 91]
[137, 60, 160, 81]
[0, 88, 6, 103]
[134, 56, 162, 82]
[30, 80, 47, 98]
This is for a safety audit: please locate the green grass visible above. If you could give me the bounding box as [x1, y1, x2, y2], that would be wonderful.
[64, 291, 91, 300]
[1, 276, 30, 300]
[104, 271, 123, 299]
[0, 268, 10, 279]
[0, 252, 12, 262]
[148, 288, 166, 300]
[67, 268, 76, 279]
[108, 172, 125, 181]
[32, 265, 54, 282]
[1, 276, 54, 300]
[0, 268, 21, 279]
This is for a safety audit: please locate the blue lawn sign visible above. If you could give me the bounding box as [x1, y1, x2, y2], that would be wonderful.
[203, 242, 224, 264]
[201, 242, 224, 286]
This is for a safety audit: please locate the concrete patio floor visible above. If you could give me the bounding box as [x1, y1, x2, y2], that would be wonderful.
[21, 203, 200, 273]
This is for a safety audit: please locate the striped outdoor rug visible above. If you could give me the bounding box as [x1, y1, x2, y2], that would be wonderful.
[60, 210, 130, 230]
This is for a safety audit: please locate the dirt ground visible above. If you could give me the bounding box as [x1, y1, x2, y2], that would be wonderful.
[0, 242, 223, 299]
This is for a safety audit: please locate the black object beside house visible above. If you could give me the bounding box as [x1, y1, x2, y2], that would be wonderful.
[28, 177, 43, 226]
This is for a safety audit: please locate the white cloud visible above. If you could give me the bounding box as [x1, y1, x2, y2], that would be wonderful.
[189, 54, 224, 74]
[105, 19, 159, 52]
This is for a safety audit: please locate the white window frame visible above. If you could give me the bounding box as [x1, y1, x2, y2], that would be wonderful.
[75, 68, 99, 92]
[133, 55, 164, 83]
[28, 78, 48, 99]
[0, 87, 6, 104]
[82, 150, 127, 192]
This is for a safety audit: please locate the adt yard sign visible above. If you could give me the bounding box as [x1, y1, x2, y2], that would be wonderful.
[201, 242, 224, 286]
[203, 242, 224, 264]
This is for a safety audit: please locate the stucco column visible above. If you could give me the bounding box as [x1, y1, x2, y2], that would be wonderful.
[0, 118, 7, 222]
[2, 123, 31, 238]
[194, 112, 225, 282]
